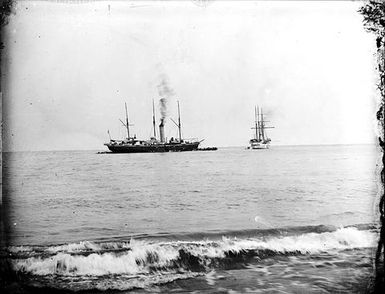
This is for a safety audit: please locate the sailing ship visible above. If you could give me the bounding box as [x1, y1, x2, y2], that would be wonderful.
[104, 100, 202, 153]
[248, 106, 274, 149]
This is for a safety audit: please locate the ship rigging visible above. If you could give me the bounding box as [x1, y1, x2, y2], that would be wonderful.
[104, 100, 202, 153]
[249, 106, 274, 149]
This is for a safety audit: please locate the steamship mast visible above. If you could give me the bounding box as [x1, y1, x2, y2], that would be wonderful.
[118, 102, 132, 140]
[170, 101, 182, 143]
[152, 99, 157, 139]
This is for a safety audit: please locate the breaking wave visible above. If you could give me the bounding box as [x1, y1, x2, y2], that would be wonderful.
[11, 226, 376, 279]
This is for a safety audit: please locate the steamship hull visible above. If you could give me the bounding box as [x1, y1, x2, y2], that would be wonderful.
[105, 142, 200, 153]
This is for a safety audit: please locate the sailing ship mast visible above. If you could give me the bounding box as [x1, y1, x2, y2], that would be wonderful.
[260, 107, 265, 141]
[251, 105, 274, 143]
[254, 106, 259, 140]
[257, 106, 261, 141]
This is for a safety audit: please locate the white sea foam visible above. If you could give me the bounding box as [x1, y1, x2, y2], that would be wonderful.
[46, 240, 132, 253]
[9, 240, 132, 255]
[12, 227, 377, 277]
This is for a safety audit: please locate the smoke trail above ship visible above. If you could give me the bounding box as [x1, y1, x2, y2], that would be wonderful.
[157, 74, 175, 121]
[157, 75, 175, 142]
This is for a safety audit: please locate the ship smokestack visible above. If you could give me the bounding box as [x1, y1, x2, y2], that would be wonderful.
[159, 97, 168, 143]
[159, 118, 165, 143]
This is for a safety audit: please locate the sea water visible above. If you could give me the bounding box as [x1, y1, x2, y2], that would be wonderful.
[2, 144, 381, 292]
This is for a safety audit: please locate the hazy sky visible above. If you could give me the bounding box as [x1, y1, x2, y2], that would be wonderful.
[2, 0, 378, 151]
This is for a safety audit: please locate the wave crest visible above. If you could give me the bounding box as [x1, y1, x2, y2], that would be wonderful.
[12, 227, 376, 277]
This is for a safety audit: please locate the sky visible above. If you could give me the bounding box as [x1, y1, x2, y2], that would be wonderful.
[1, 0, 379, 151]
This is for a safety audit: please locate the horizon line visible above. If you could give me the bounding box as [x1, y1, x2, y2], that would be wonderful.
[2, 142, 378, 153]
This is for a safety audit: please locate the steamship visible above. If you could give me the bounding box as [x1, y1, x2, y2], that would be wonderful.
[248, 106, 274, 150]
[104, 101, 201, 153]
